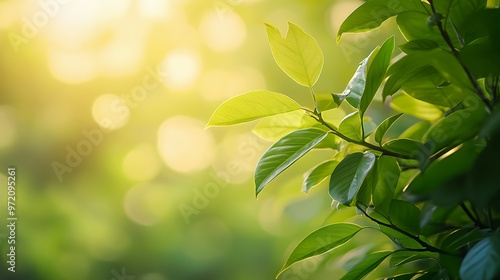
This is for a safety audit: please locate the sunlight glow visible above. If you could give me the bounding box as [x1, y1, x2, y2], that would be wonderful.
[124, 183, 173, 226]
[199, 10, 246, 52]
[160, 49, 202, 91]
[199, 67, 266, 100]
[139, 0, 171, 20]
[122, 144, 161, 181]
[92, 94, 130, 130]
[48, 50, 98, 84]
[0, 106, 17, 149]
[157, 116, 215, 173]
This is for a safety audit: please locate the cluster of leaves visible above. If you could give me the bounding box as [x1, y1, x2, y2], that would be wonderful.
[207, 0, 500, 279]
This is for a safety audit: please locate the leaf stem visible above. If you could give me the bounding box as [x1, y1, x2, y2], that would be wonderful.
[357, 205, 458, 257]
[308, 111, 413, 159]
[429, 0, 493, 111]
[459, 202, 484, 228]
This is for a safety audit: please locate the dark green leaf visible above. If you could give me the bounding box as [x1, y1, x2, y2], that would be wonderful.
[400, 39, 439, 53]
[396, 11, 449, 47]
[207, 90, 302, 127]
[372, 156, 400, 211]
[255, 128, 328, 195]
[278, 223, 363, 275]
[374, 114, 403, 145]
[380, 225, 423, 249]
[303, 160, 339, 193]
[266, 22, 324, 87]
[382, 138, 423, 158]
[340, 251, 393, 280]
[389, 199, 421, 235]
[330, 152, 376, 206]
[390, 250, 438, 267]
[441, 227, 492, 251]
[459, 232, 500, 280]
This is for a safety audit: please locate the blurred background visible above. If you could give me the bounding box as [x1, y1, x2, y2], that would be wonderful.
[0, 0, 408, 279]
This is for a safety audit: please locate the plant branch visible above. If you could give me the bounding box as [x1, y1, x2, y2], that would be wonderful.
[357, 206, 458, 257]
[428, 0, 493, 111]
[308, 112, 413, 159]
[459, 202, 484, 228]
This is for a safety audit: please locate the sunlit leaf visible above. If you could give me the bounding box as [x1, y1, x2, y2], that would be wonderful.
[315, 92, 348, 112]
[255, 128, 328, 195]
[340, 251, 393, 280]
[252, 110, 317, 142]
[303, 160, 339, 193]
[330, 152, 376, 206]
[278, 223, 363, 276]
[374, 113, 403, 145]
[390, 93, 442, 121]
[266, 22, 324, 87]
[400, 39, 439, 53]
[207, 90, 302, 127]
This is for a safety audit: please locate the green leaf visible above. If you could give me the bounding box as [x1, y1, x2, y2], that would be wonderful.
[315, 92, 348, 112]
[384, 50, 476, 104]
[278, 223, 363, 276]
[399, 121, 431, 141]
[423, 104, 488, 153]
[252, 110, 317, 142]
[340, 251, 393, 280]
[385, 272, 421, 280]
[390, 250, 438, 267]
[396, 11, 449, 47]
[266, 22, 324, 87]
[400, 39, 439, 53]
[359, 36, 395, 118]
[337, 0, 424, 41]
[389, 199, 421, 235]
[382, 138, 423, 158]
[372, 156, 400, 211]
[380, 225, 423, 249]
[441, 227, 492, 252]
[459, 232, 500, 280]
[344, 56, 369, 108]
[206, 90, 302, 127]
[374, 114, 403, 145]
[339, 112, 363, 141]
[390, 93, 442, 121]
[303, 160, 339, 193]
[329, 152, 376, 206]
[255, 128, 328, 195]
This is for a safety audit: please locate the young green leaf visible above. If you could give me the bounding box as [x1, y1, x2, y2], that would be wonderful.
[303, 160, 339, 193]
[389, 199, 421, 235]
[337, 0, 424, 41]
[329, 152, 376, 206]
[340, 251, 393, 280]
[459, 232, 500, 280]
[255, 128, 328, 195]
[266, 22, 324, 87]
[278, 223, 363, 276]
[252, 110, 317, 142]
[339, 112, 363, 141]
[374, 114, 403, 145]
[206, 90, 302, 127]
[359, 36, 395, 118]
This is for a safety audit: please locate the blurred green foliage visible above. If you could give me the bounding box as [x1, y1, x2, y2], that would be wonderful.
[0, 0, 408, 279]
